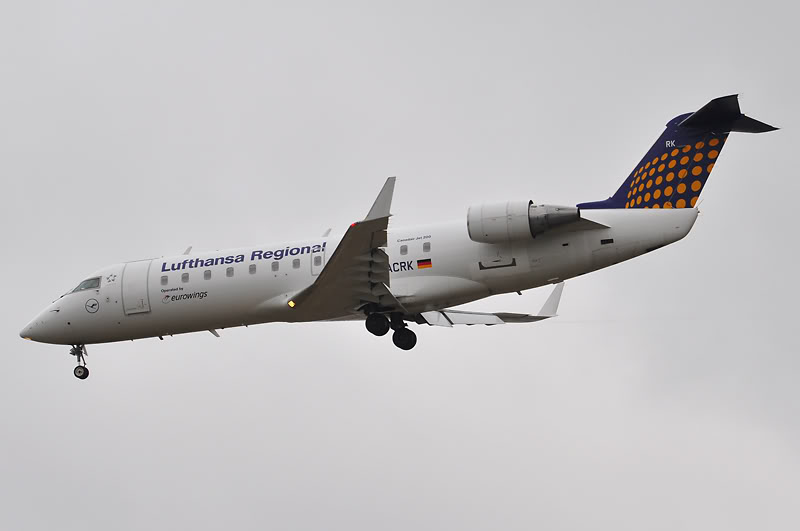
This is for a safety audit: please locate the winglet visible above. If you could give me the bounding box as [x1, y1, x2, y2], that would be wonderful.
[364, 177, 396, 221]
[538, 282, 564, 317]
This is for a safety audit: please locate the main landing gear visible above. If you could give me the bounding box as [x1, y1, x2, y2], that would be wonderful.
[70, 345, 89, 380]
[392, 327, 417, 351]
[365, 313, 417, 351]
[365, 313, 391, 336]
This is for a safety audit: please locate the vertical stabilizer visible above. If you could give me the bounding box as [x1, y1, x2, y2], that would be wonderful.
[578, 95, 776, 210]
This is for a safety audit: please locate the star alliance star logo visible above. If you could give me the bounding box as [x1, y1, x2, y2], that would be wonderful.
[105, 274, 117, 283]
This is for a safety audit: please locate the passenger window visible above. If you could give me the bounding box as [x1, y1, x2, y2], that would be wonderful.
[72, 277, 101, 292]
[400, 245, 408, 255]
[204, 270, 211, 280]
[314, 255, 322, 266]
[226, 267, 234, 277]
[249, 264, 256, 274]
[181, 273, 189, 283]
[423, 242, 430, 253]
[161, 276, 168, 286]
[272, 261, 279, 272]
[601, 238, 614, 245]
[292, 259, 300, 269]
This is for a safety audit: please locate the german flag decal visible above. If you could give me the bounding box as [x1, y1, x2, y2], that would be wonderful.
[417, 258, 432, 269]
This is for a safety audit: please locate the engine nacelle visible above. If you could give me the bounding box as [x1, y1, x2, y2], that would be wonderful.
[528, 203, 581, 237]
[467, 201, 580, 243]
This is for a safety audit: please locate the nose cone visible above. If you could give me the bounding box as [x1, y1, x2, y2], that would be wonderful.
[20, 308, 63, 344]
[20, 319, 41, 341]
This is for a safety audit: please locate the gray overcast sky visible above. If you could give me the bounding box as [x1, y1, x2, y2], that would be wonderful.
[1, 1, 798, 530]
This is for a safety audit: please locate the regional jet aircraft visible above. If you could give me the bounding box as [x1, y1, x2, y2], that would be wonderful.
[20, 95, 776, 379]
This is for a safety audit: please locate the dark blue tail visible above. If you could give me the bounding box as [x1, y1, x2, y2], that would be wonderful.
[578, 95, 776, 210]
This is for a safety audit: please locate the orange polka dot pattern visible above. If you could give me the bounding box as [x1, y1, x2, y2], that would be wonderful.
[623, 134, 728, 209]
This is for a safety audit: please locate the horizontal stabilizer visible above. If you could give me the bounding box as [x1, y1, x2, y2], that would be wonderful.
[421, 282, 565, 327]
[679, 94, 778, 133]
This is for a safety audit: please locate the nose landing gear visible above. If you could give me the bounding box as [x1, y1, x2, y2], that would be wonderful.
[70, 345, 89, 380]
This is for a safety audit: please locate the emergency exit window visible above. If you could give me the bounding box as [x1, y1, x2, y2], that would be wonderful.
[314, 256, 322, 266]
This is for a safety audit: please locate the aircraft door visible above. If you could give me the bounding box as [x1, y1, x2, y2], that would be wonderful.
[122, 260, 152, 315]
[311, 247, 325, 276]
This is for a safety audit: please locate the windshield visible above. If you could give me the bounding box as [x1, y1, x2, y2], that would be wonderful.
[72, 277, 101, 293]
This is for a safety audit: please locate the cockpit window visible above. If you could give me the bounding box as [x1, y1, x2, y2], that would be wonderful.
[72, 277, 101, 292]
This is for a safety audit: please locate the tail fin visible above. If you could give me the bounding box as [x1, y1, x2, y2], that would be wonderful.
[578, 95, 777, 210]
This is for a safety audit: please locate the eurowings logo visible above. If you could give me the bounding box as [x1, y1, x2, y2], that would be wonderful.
[163, 291, 208, 304]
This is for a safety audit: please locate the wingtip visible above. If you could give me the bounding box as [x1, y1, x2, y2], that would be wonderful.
[538, 282, 565, 317]
[364, 177, 396, 221]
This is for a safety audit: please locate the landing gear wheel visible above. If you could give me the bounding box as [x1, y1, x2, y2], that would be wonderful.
[70, 345, 89, 380]
[366, 313, 391, 336]
[392, 327, 417, 350]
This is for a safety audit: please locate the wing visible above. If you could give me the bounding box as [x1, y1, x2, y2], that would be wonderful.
[288, 177, 401, 320]
[420, 282, 564, 326]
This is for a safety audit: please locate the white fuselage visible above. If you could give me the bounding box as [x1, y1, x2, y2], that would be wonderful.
[20, 208, 697, 345]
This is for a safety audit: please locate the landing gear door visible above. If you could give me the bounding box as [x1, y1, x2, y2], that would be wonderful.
[122, 260, 152, 315]
[311, 246, 325, 276]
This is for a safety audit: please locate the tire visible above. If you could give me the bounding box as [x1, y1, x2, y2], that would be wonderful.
[73, 366, 89, 380]
[392, 328, 417, 350]
[366, 313, 390, 336]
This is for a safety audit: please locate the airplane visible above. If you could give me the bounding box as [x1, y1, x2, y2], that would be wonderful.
[20, 95, 776, 379]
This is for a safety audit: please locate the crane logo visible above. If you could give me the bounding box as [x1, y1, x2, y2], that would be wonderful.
[85, 299, 99, 313]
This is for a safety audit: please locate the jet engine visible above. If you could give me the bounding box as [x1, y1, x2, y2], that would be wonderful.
[466, 200, 580, 244]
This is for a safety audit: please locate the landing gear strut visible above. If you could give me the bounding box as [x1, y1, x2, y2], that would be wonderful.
[70, 345, 89, 380]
